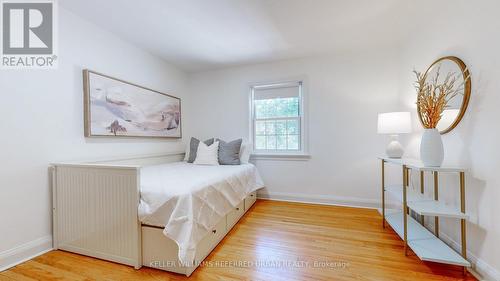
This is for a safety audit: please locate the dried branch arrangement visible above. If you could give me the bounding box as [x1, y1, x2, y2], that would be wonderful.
[414, 66, 469, 129]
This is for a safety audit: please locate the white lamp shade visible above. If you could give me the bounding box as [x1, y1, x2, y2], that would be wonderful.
[377, 112, 412, 134]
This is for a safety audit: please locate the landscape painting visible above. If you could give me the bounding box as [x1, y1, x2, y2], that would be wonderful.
[84, 70, 181, 138]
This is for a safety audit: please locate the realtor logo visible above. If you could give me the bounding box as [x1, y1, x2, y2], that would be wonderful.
[1, 0, 57, 69]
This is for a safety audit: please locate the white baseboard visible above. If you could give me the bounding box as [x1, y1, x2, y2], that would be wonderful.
[420, 221, 499, 281]
[438, 231, 499, 281]
[2, 205, 497, 281]
[260, 192, 499, 281]
[257, 191, 380, 209]
[0, 235, 53, 272]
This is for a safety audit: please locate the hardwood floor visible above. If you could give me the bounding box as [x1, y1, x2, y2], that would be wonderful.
[1, 200, 476, 281]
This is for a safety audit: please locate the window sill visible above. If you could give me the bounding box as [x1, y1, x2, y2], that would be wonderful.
[250, 153, 311, 161]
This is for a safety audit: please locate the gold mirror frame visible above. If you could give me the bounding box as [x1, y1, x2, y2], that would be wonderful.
[418, 56, 471, 134]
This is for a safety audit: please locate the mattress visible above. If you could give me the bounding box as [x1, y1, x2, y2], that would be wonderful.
[138, 161, 264, 264]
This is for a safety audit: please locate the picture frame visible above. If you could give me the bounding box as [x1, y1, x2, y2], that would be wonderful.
[83, 69, 182, 138]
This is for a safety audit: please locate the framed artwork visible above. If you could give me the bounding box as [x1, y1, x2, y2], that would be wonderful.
[83, 70, 181, 138]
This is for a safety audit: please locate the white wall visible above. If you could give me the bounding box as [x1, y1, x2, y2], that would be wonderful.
[188, 3, 500, 275]
[0, 7, 188, 269]
[187, 50, 400, 206]
[3, 1, 498, 279]
[397, 1, 500, 279]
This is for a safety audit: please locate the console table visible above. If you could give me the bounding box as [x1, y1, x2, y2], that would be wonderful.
[379, 157, 470, 273]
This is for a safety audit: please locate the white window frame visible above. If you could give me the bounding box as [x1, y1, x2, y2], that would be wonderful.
[249, 80, 308, 158]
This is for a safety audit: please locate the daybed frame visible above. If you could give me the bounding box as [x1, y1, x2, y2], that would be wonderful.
[51, 152, 257, 276]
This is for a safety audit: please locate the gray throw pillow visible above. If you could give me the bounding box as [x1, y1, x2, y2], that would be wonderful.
[217, 138, 242, 165]
[188, 137, 214, 163]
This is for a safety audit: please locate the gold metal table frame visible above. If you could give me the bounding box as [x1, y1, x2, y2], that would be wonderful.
[380, 158, 468, 274]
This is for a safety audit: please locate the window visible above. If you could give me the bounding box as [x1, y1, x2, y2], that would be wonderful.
[251, 81, 305, 154]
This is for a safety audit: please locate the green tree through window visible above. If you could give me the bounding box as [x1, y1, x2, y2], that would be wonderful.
[253, 92, 301, 151]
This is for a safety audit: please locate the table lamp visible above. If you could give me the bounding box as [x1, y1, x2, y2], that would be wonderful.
[377, 112, 412, 158]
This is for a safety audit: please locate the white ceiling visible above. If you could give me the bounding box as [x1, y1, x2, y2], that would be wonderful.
[60, 0, 414, 72]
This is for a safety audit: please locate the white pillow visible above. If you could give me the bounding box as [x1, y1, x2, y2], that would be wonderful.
[239, 142, 252, 164]
[194, 141, 220, 165]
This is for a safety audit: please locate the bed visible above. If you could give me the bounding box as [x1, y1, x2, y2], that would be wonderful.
[51, 152, 264, 276]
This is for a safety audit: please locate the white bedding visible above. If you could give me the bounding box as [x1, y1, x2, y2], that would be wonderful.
[138, 162, 264, 264]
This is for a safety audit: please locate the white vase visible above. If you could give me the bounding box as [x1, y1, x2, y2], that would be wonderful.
[420, 128, 444, 167]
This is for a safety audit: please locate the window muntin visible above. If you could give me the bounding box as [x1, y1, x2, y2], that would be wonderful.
[251, 82, 303, 153]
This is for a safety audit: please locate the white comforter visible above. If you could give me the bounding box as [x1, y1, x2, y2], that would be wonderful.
[138, 162, 264, 265]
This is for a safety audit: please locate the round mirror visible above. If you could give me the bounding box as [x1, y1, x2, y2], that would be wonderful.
[418, 56, 471, 134]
